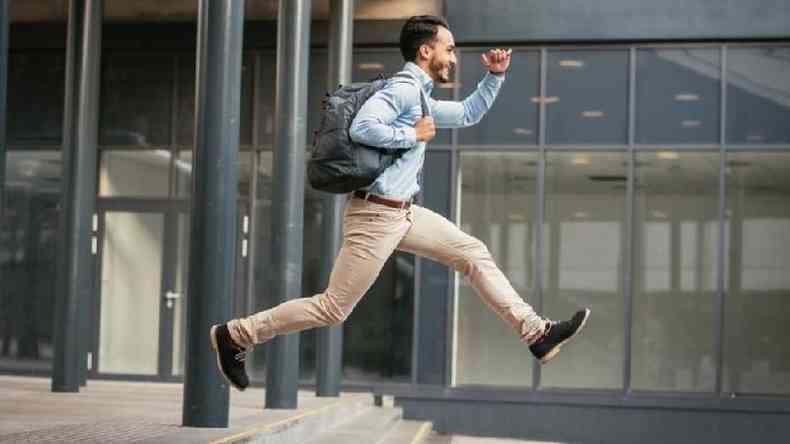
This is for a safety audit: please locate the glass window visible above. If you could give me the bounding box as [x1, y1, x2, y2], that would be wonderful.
[727, 47, 790, 144]
[0, 151, 62, 373]
[175, 53, 254, 147]
[547, 50, 629, 145]
[631, 151, 720, 392]
[98, 211, 163, 375]
[541, 152, 626, 389]
[100, 53, 174, 147]
[724, 152, 790, 394]
[350, 50, 455, 147]
[245, 151, 414, 384]
[455, 152, 538, 387]
[457, 49, 539, 147]
[252, 52, 277, 147]
[175, 150, 253, 198]
[308, 51, 330, 141]
[8, 52, 66, 145]
[99, 150, 171, 197]
[636, 48, 721, 144]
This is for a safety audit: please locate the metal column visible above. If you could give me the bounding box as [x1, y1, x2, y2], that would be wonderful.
[266, 0, 311, 410]
[182, 0, 245, 428]
[316, 0, 353, 398]
[0, 0, 8, 218]
[52, 0, 102, 393]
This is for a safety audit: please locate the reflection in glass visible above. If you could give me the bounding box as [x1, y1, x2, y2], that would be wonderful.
[99, 212, 163, 375]
[99, 151, 171, 197]
[542, 152, 626, 389]
[727, 47, 790, 144]
[636, 49, 720, 144]
[547, 50, 628, 144]
[632, 152, 719, 392]
[8, 52, 66, 144]
[455, 152, 538, 387]
[101, 53, 173, 147]
[244, 151, 414, 384]
[175, 151, 253, 198]
[457, 50, 539, 147]
[724, 152, 790, 394]
[171, 214, 191, 376]
[0, 151, 61, 373]
[176, 53, 255, 146]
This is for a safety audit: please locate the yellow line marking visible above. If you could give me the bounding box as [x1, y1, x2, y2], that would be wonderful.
[409, 421, 433, 444]
[209, 399, 349, 444]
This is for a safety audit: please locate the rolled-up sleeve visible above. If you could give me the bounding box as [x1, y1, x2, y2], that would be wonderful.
[349, 81, 419, 149]
[431, 71, 505, 128]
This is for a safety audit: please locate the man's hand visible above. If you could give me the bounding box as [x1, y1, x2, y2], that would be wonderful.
[481, 48, 512, 75]
[415, 116, 436, 142]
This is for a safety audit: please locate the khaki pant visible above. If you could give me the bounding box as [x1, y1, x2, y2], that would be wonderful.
[227, 196, 546, 349]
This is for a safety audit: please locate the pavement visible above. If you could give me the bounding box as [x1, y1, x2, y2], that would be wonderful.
[0, 375, 563, 443]
[0, 375, 369, 443]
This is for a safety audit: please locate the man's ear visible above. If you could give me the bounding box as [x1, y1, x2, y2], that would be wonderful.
[418, 44, 432, 61]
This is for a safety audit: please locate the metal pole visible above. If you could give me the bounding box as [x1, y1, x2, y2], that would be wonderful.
[316, 0, 353, 398]
[266, 0, 311, 410]
[182, 0, 245, 428]
[53, 0, 101, 393]
[0, 0, 8, 219]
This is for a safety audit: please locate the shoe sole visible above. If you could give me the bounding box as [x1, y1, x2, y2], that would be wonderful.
[210, 325, 246, 392]
[539, 308, 591, 365]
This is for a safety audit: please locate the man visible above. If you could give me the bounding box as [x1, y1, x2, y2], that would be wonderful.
[210, 15, 590, 391]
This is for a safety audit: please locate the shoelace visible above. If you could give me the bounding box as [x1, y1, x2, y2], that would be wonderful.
[536, 319, 553, 343]
[234, 349, 249, 362]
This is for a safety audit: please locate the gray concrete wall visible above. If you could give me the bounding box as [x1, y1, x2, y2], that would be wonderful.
[447, 0, 790, 42]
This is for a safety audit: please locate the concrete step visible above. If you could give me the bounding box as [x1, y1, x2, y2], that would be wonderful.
[377, 418, 434, 444]
[203, 397, 373, 444]
[305, 405, 434, 444]
[423, 431, 453, 444]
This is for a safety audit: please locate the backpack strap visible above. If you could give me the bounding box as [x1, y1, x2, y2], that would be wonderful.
[391, 71, 431, 118]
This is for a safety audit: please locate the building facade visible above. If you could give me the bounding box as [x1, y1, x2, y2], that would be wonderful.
[1, 1, 789, 442]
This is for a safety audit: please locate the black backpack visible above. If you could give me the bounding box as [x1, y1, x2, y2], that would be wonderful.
[307, 72, 428, 194]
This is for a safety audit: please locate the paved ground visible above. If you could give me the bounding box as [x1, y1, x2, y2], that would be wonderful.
[0, 375, 368, 443]
[0, 375, 563, 443]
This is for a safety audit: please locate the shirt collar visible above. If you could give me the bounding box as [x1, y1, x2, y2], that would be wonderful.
[403, 61, 434, 93]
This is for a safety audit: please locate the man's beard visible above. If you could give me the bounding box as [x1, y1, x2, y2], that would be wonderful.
[429, 59, 452, 83]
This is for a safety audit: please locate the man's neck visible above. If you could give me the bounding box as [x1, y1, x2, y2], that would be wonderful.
[413, 61, 435, 82]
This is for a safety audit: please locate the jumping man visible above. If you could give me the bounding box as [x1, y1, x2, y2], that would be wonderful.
[210, 15, 591, 391]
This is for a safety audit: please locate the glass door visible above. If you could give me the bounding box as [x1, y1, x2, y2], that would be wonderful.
[95, 208, 186, 379]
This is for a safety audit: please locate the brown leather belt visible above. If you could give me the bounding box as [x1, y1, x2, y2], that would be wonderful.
[353, 190, 412, 209]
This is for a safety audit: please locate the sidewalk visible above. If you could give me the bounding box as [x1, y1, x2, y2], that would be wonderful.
[0, 375, 369, 443]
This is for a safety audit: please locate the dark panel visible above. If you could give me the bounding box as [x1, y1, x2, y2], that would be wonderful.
[176, 52, 253, 146]
[415, 151, 452, 385]
[100, 52, 173, 146]
[10, 20, 403, 51]
[7, 51, 65, 144]
[446, 0, 790, 42]
[400, 397, 790, 444]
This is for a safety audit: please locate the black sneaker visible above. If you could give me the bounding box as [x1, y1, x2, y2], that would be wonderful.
[529, 309, 591, 364]
[210, 324, 250, 391]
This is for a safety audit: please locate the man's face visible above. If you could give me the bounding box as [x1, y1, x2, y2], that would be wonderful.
[422, 26, 456, 83]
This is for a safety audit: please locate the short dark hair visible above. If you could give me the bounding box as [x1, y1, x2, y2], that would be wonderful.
[399, 15, 450, 62]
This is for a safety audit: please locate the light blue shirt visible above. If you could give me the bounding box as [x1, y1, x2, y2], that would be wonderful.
[349, 61, 505, 199]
